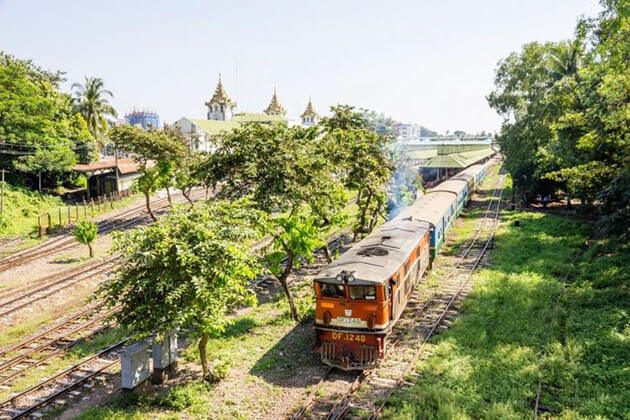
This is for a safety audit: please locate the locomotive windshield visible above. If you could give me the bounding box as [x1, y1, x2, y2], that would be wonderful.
[349, 285, 376, 300]
[319, 282, 346, 298]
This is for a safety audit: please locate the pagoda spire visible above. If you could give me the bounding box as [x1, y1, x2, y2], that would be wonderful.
[205, 74, 236, 120]
[300, 97, 319, 126]
[263, 87, 286, 116]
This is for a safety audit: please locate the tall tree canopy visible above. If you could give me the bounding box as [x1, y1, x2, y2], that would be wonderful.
[488, 0, 629, 236]
[0, 52, 95, 186]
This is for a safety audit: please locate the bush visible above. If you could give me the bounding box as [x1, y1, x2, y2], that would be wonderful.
[207, 354, 232, 383]
[154, 383, 208, 410]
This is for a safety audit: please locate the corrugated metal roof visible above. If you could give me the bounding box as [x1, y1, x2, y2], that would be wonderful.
[422, 148, 494, 168]
[189, 119, 240, 135]
[231, 113, 285, 123]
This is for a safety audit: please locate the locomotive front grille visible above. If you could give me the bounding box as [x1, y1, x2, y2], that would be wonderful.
[321, 342, 378, 370]
[322, 342, 337, 365]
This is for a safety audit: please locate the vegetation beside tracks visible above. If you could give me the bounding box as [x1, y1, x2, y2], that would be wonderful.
[381, 180, 629, 419]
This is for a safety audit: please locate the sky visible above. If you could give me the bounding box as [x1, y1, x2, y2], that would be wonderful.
[0, 0, 600, 134]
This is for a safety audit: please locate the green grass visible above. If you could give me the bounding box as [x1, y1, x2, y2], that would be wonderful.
[0, 184, 64, 237]
[0, 183, 142, 239]
[381, 185, 630, 419]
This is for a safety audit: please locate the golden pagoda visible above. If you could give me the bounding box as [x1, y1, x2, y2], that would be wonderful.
[263, 87, 286, 116]
[205, 74, 236, 120]
[301, 97, 319, 126]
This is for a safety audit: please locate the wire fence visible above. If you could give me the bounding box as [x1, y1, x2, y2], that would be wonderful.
[37, 189, 132, 237]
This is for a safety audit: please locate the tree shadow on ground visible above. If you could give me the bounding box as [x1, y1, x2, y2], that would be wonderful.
[249, 318, 328, 388]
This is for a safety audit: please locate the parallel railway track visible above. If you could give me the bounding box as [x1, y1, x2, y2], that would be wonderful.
[0, 258, 119, 320]
[292, 165, 505, 419]
[0, 340, 127, 419]
[0, 307, 117, 388]
[0, 190, 204, 274]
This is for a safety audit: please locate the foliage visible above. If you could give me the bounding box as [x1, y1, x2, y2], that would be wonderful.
[72, 220, 97, 258]
[0, 52, 96, 187]
[321, 105, 394, 240]
[383, 206, 629, 419]
[0, 184, 64, 236]
[13, 144, 77, 189]
[71, 76, 117, 149]
[488, 1, 629, 234]
[110, 125, 187, 220]
[96, 200, 264, 378]
[212, 122, 345, 320]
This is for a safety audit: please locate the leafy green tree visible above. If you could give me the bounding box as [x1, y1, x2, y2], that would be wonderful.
[0, 53, 96, 182]
[96, 200, 263, 379]
[265, 214, 323, 320]
[110, 125, 187, 220]
[13, 144, 77, 190]
[487, 0, 628, 235]
[71, 77, 117, 149]
[212, 122, 344, 320]
[321, 105, 394, 240]
[73, 220, 98, 258]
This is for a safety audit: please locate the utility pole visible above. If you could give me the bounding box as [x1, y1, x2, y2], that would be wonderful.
[0, 168, 8, 215]
[114, 141, 120, 194]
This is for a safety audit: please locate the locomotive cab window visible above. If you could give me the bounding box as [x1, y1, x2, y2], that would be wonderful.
[319, 282, 346, 299]
[349, 285, 377, 300]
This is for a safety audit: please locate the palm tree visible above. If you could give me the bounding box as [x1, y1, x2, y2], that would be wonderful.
[72, 77, 118, 151]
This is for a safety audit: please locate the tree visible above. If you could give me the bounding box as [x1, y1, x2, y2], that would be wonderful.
[71, 77, 117, 150]
[487, 0, 629, 234]
[73, 220, 97, 257]
[212, 122, 345, 320]
[0, 53, 96, 184]
[265, 214, 323, 320]
[13, 144, 77, 190]
[110, 125, 187, 220]
[96, 200, 263, 379]
[321, 105, 394, 241]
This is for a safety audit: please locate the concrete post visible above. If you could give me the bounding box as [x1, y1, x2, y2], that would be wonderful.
[120, 340, 152, 390]
[151, 332, 178, 384]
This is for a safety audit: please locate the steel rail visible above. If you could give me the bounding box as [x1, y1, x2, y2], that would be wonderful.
[0, 339, 128, 419]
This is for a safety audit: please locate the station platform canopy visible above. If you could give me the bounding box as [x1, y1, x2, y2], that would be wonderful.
[421, 147, 495, 168]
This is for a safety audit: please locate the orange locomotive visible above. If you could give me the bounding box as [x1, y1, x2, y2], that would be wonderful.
[313, 217, 431, 370]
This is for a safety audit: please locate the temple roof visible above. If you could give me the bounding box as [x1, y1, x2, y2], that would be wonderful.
[263, 87, 286, 116]
[300, 98, 318, 119]
[206, 75, 235, 108]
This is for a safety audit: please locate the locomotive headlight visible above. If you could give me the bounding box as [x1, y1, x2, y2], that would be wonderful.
[347, 273, 355, 282]
[336, 274, 343, 282]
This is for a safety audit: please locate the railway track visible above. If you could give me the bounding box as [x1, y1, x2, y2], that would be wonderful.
[292, 166, 505, 419]
[0, 190, 202, 274]
[0, 339, 127, 419]
[0, 307, 117, 388]
[0, 257, 119, 320]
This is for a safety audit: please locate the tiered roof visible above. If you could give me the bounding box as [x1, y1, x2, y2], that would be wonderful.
[300, 97, 318, 119]
[205, 75, 235, 108]
[263, 87, 286, 116]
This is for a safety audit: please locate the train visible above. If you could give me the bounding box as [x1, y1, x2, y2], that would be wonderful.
[312, 159, 494, 370]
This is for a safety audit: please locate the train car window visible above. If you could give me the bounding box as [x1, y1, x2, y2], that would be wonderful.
[319, 282, 346, 298]
[349, 286, 377, 300]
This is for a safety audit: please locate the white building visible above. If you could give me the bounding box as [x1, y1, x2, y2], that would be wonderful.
[175, 76, 315, 152]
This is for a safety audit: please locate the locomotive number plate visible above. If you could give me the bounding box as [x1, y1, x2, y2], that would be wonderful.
[331, 332, 366, 342]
